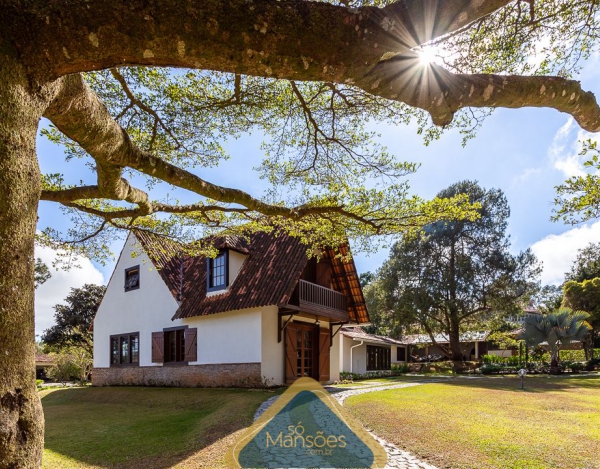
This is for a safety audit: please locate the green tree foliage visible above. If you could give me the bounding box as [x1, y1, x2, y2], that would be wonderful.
[519, 308, 591, 371]
[375, 180, 540, 360]
[533, 284, 564, 313]
[34, 258, 51, 289]
[565, 241, 600, 282]
[46, 348, 92, 385]
[563, 278, 600, 359]
[42, 284, 106, 356]
[554, 141, 600, 225]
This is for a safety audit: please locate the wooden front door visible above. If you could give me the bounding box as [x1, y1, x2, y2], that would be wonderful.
[285, 323, 330, 383]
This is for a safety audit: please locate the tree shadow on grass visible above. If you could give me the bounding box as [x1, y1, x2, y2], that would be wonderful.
[41, 386, 280, 469]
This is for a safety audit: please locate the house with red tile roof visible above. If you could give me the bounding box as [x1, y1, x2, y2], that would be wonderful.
[92, 230, 370, 387]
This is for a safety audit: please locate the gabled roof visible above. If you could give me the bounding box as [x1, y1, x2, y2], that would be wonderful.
[133, 230, 369, 323]
[341, 326, 406, 346]
[35, 353, 54, 364]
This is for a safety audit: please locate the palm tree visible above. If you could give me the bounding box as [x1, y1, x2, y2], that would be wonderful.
[520, 308, 591, 373]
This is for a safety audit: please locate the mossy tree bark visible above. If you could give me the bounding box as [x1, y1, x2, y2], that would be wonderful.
[0, 45, 58, 468]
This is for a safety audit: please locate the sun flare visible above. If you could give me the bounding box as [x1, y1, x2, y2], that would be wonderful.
[417, 46, 440, 66]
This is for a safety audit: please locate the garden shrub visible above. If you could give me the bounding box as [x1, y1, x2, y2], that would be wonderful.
[391, 363, 411, 373]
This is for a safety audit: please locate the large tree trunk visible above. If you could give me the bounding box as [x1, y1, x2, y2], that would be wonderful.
[448, 325, 463, 362]
[0, 46, 52, 468]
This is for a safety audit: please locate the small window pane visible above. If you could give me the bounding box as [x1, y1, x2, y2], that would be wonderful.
[130, 335, 139, 364]
[125, 267, 140, 291]
[120, 336, 129, 364]
[111, 338, 119, 365]
[208, 252, 227, 289]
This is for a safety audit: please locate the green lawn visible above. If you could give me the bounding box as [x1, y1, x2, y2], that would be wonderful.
[41, 386, 278, 468]
[344, 376, 600, 469]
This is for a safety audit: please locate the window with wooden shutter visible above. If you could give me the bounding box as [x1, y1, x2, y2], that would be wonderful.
[152, 331, 164, 363]
[184, 328, 197, 362]
[318, 328, 331, 382]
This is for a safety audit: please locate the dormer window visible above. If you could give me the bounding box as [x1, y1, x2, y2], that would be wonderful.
[125, 266, 140, 292]
[207, 251, 228, 292]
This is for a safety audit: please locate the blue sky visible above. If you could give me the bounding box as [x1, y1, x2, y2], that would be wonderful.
[34, 55, 600, 336]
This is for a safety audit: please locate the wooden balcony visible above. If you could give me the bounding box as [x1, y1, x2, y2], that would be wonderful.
[287, 280, 349, 322]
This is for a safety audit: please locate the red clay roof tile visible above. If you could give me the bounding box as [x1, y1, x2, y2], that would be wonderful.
[133, 230, 369, 323]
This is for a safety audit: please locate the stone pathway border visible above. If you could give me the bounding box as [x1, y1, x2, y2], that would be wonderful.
[253, 380, 439, 469]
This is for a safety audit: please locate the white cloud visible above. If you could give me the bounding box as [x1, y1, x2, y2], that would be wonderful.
[35, 245, 105, 339]
[512, 167, 542, 186]
[530, 221, 600, 285]
[549, 118, 600, 178]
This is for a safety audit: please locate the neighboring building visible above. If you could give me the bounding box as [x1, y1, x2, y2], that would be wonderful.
[338, 327, 407, 374]
[35, 352, 55, 380]
[338, 328, 492, 369]
[92, 230, 369, 387]
[400, 331, 490, 361]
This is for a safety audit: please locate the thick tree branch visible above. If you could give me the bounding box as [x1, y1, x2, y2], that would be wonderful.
[96, 163, 153, 214]
[9, 0, 600, 130]
[9, 0, 513, 80]
[44, 75, 441, 230]
[44, 75, 287, 216]
[367, 52, 600, 131]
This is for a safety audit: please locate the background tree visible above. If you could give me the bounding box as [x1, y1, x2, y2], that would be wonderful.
[45, 351, 83, 386]
[563, 279, 600, 359]
[34, 258, 51, 289]
[555, 142, 600, 225]
[41, 284, 106, 356]
[533, 284, 564, 314]
[376, 180, 541, 361]
[565, 241, 600, 282]
[519, 308, 591, 372]
[3, 0, 600, 465]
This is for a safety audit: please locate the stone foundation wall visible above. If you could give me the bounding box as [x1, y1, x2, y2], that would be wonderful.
[92, 362, 262, 388]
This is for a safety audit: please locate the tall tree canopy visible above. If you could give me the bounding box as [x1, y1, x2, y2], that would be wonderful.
[2, 0, 600, 465]
[563, 278, 600, 359]
[561, 242, 600, 358]
[565, 241, 600, 283]
[375, 181, 540, 361]
[41, 284, 105, 356]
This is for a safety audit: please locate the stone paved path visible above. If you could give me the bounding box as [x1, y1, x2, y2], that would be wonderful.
[254, 380, 439, 469]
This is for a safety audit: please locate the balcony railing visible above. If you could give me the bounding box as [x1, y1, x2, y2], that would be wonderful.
[288, 280, 349, 321]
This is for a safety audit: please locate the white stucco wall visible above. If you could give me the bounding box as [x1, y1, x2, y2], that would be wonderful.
[184, 308, 262, 365]
[330, 330, 341, 382]
[94, 233, 262, 369]
[260, 306, 284, 385]
[229, 250, 247, 285]
[337, 335, 367, 374]
[93, 232, 182, 368]
[391, 345, 408, 363]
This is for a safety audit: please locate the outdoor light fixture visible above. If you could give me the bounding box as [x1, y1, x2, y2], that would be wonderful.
[315, 319, 320, 327]
[518, 368, 527, 390]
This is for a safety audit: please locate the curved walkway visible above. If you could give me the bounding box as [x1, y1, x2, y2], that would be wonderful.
[254, 380, 439, 469]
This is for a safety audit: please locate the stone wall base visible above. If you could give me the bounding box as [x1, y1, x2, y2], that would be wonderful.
[92, 362, 262, 388]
